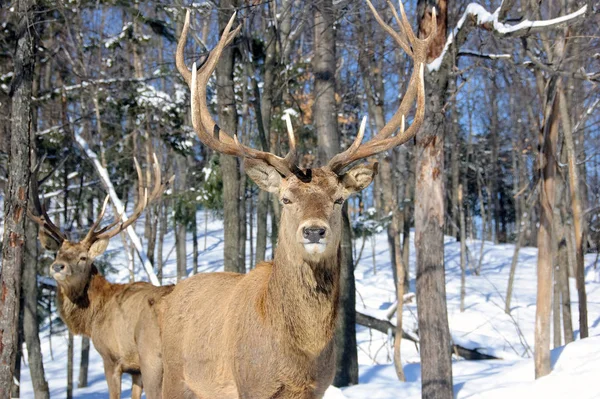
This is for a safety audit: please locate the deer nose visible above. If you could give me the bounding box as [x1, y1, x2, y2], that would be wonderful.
[52, 263, 66, 273]
[303, 226, 327, 243]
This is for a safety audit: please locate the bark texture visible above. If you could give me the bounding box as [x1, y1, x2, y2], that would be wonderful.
[217, 0, 244, 273]
[23, 220, 50, 397]
[534, 85, 559, 379]
[312, 0, 357, 386]
[0, 0, 35, 392]
[415, 0, 454, 397]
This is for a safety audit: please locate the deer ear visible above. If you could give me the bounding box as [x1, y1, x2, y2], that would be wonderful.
[342, 162, 379, 195]
[244, 159, 282, 193]
[39, 230, 61, 252]
[88, 239, 109, 260]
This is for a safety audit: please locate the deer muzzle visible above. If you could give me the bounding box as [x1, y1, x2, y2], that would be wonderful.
[299, 220, 329, 254]
[51, 262, 68, 281]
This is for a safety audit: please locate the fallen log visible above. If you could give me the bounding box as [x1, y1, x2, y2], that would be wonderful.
[356, 311, 499, 360]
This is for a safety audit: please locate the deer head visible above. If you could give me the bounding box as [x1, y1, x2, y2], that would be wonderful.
[176, 1, 436, 261]
[28, 156, 169, 296]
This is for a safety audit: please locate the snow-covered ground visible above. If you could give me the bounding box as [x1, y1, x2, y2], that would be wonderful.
[18, 211, 600, 398]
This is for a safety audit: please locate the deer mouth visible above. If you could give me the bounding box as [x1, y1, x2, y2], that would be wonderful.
[303, 242, 327, 254]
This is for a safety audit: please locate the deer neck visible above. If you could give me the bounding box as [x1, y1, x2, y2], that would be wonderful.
[57, 266, 112, 336]
[265, 225, 341, 357]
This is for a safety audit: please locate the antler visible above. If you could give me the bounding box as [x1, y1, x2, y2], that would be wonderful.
[327, 0, 437, 174]
[84, 154, 172, 243]
[28, 157, 67, 244]
[176, 10, 299, 177]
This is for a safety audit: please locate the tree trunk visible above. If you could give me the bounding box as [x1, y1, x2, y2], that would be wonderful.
[505, 189, 537, 314]
[157, 201, 167, 283]
[459, 185, 467, 312]
[255, 5, 277, 264]
[239, 175, 247, 272]
[192, 208, 199, 275]
[489, 90, 501, 244]
[0, 0, 36, 392]
[12, 306, 23, 398]
[335, 204, 359, 386]
[505, 226, 525, 314]
[217, 0, 243, 274]
[255, 190, 268, 263]
[357, 14, 405, 379]
[557, 87, 588, 338]
[175, 217, 187, 281]
[449, 87, 460, 239]
[78, 337, 90, 388]
[557, 227, 574, 344]
[23, 218, 50, 397]
[534, 83, 559, 379]
[67, 332, 73, 399]
[312, 0, 357, 386]
[415, 1, 453, 397]
[392, 209, 406, 381]
[175, 154, 188, 281]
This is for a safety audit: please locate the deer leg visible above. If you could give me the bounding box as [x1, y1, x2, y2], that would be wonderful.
[131, 373, 143, 399]
[103, 361, 122, 399]
[161, 364, 187, 398]
[139, 354, 163, 399]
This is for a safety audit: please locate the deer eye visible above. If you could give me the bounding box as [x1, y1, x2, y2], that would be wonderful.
[282, 197, 292, 205]
[79, 256, 87, 262]
[334, 197, 344, 205]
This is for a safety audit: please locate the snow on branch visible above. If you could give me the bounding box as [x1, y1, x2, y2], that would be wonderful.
[458, 50, 512, 60]
[428, 3, 587, 72]
[74, 131, 160, 286]
[31, 73, 176, 102]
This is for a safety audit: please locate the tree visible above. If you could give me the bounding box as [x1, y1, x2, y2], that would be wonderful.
[414, 1, 454, 397]
[217, 0, 245, 274]
[0, 0, 36, 393]
[410, 0, 587, 393]
[312, 0, 358, 386]
[23, 174, 50, 397]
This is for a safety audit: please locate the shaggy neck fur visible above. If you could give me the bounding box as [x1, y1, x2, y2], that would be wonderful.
[264, 218, 341, 357]
[57, 265, 114, 336]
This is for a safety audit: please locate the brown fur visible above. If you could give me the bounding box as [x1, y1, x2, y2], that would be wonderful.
[46, 239, 173, 399]
[159, 166, 376, 398]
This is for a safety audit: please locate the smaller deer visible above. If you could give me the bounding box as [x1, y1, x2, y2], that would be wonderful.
[28, 156, 173, 399]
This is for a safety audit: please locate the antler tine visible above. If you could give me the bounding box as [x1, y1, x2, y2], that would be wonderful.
[83, 195, 111, 241]
[94, 155, 171, 241]
[149, 153, 167, 201]
[282, 113, 297, 166]
[327, 1, 434, 173]
[86, 159, 145, 240]
[365, 0, 412, 55]
[134, 157, 148, 207]
[176, 10, 239, 86]
[28, 157, 67, 243]
[179, 9, 298, 177]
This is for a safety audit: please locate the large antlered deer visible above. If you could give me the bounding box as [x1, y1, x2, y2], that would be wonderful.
[28, 156, 172, 399]
[160, 1, 435, 397]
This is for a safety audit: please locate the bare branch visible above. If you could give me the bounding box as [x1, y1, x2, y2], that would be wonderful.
[523, 51, 600, 83]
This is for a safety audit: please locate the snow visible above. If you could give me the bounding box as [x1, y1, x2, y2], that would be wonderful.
[17, 211, 600, 398]
[104, 23, 133, 49]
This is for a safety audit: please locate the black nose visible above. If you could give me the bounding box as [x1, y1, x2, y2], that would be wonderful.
[52, 263, 65, 273]
[303, 227, 326, 243]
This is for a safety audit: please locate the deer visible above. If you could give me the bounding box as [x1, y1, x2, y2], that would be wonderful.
[28, 156, 173, 399]
[159, 1, 436, 398]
